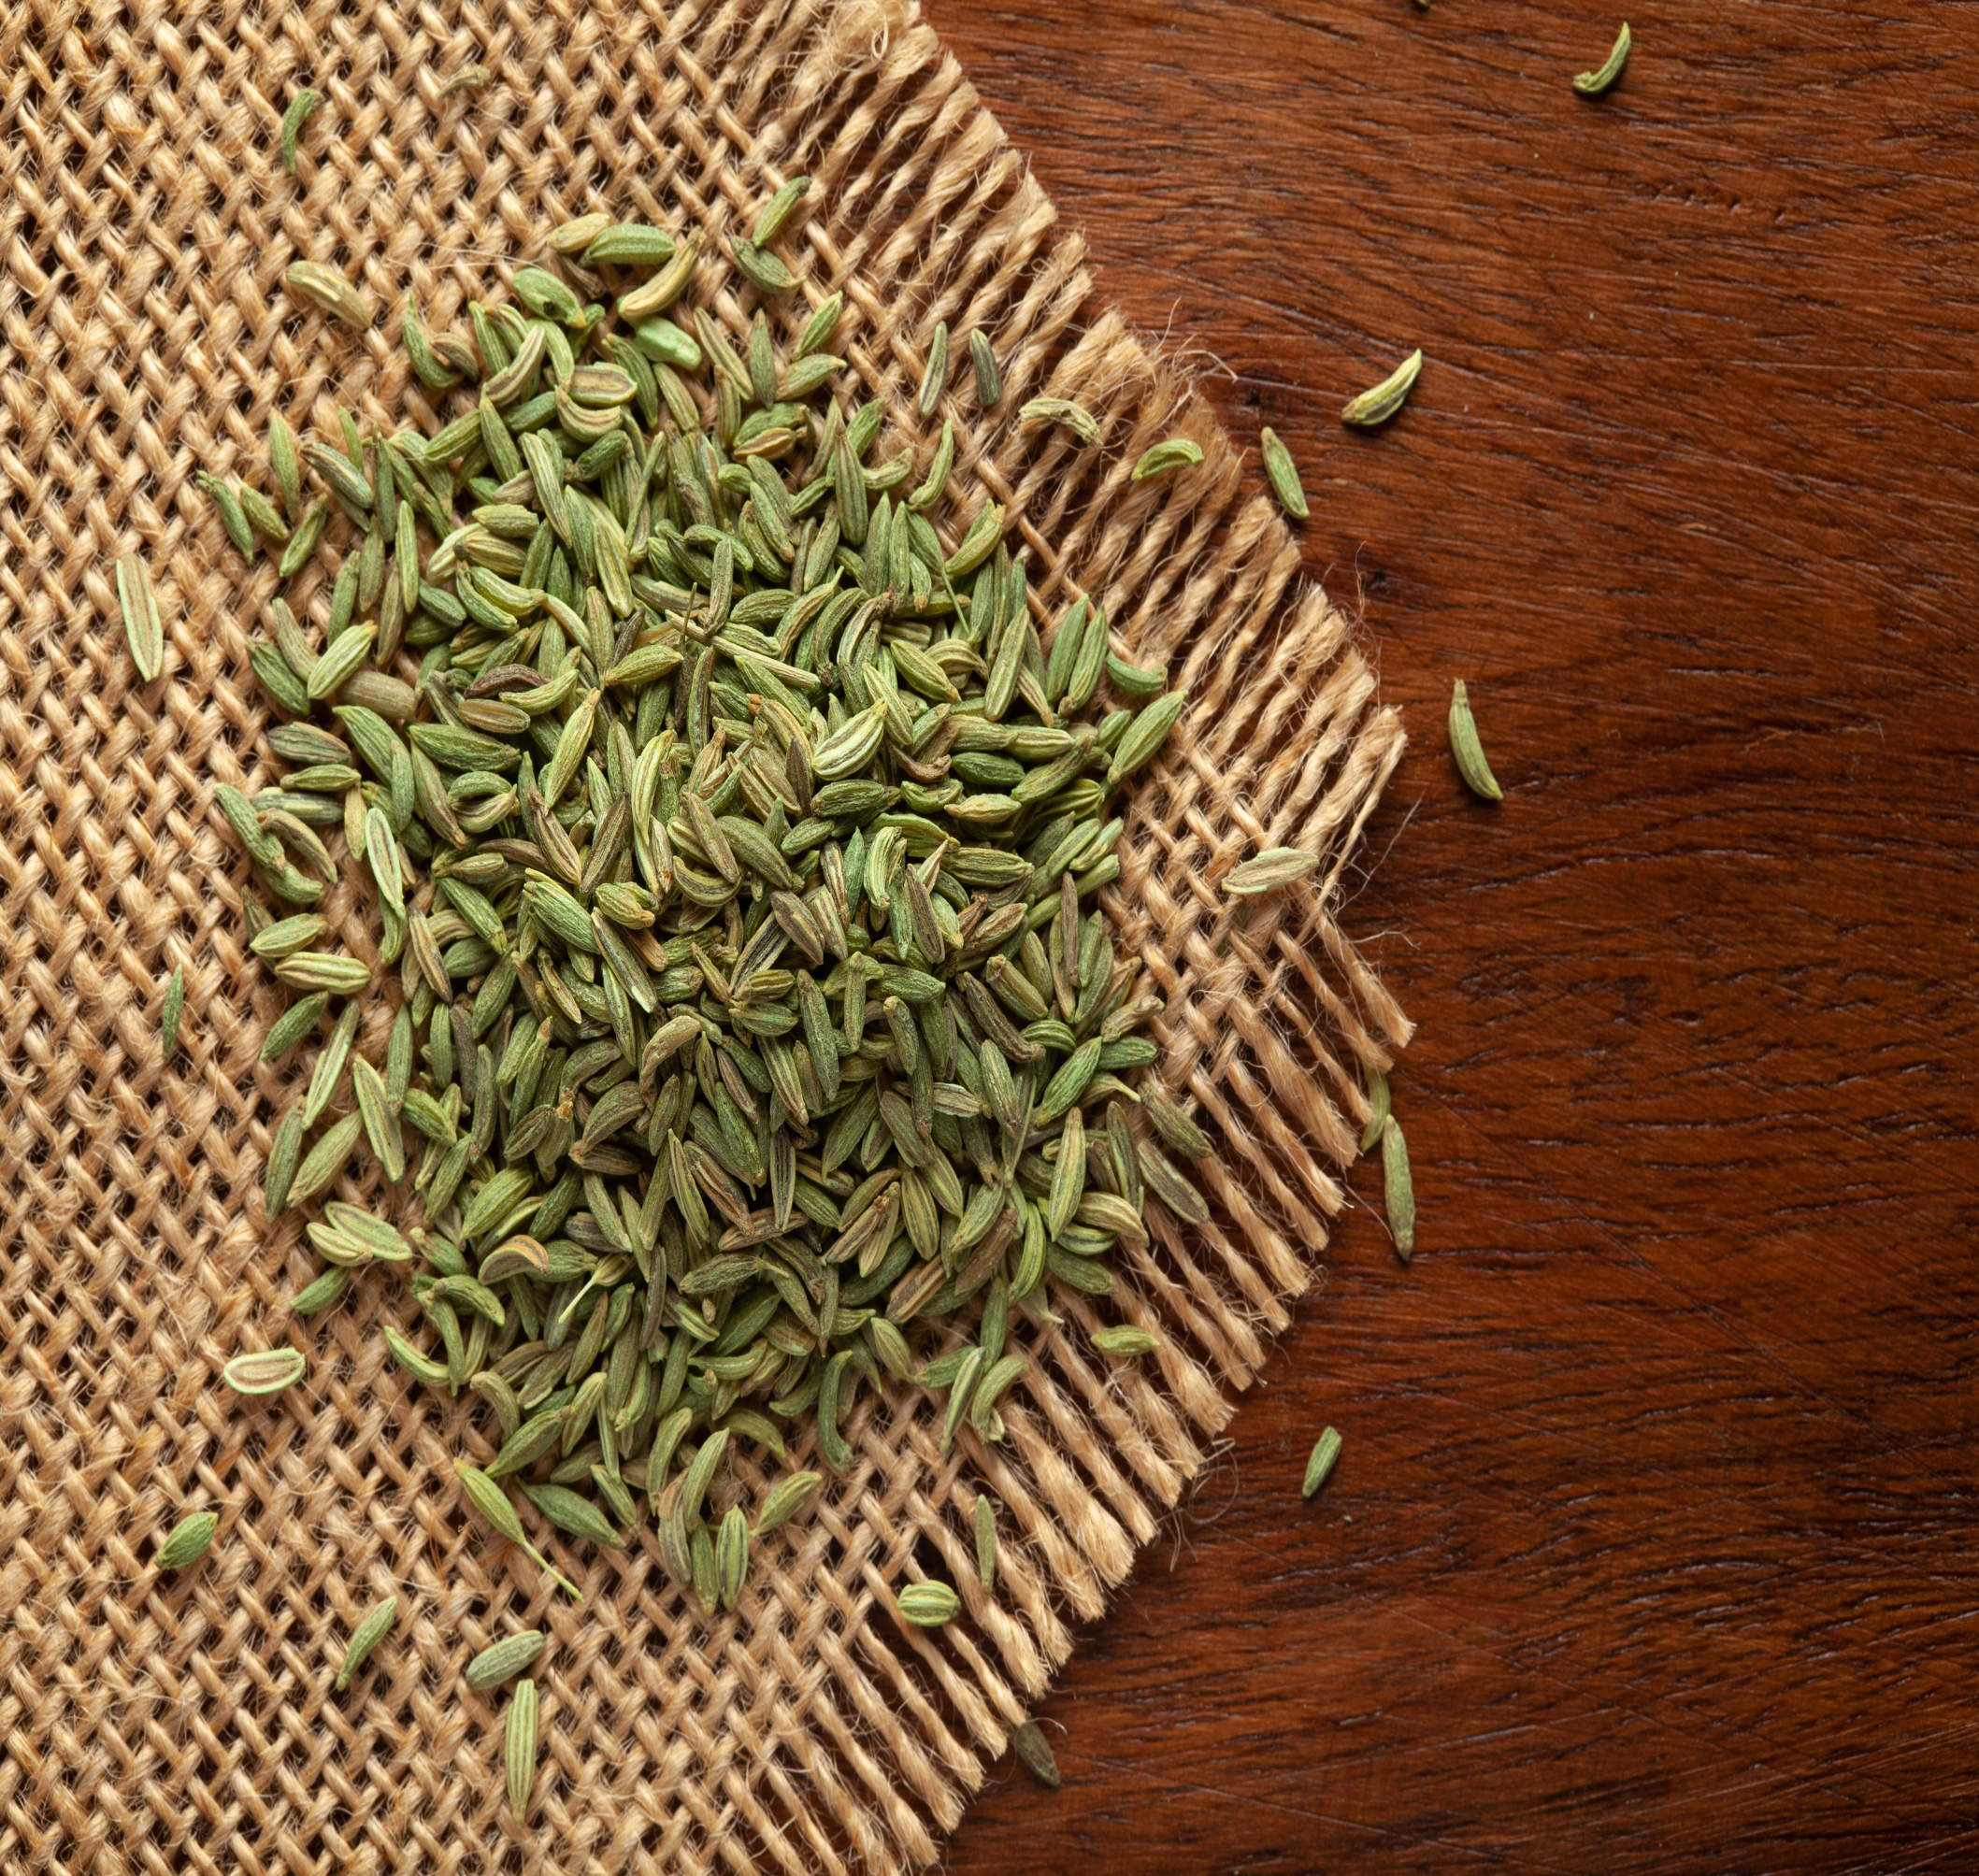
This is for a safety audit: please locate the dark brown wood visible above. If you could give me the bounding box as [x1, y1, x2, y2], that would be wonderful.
[923, 0, 1979, 1868]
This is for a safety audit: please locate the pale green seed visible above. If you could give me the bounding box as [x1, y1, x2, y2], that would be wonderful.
[729, 235, 796, 295]
[305, 620, 376, 701]
[690, 1523, 718, 1613]
[896, 1581, 960, 1626]
[401, 298, 465, 389]
[194, 475, 247, 558]
[273, 951, 371, 995]
[156, 1511, 220, 1570]
[160, 964, 185, 1058]
[1104, 652, 1166, 700]
[260, 992, 327, 1063]
[454, 1461, 583, 1601]
[1302, 1425, 1343, 1498]
[1447, 679, 1503, 801]
[1105, 689, 1187, 787]
[973, 1496, 997, 1592]
[751, 175, 812, 247]
[1062, 601, 1108, 709]
[916, 321, 950, 420]
[520, 1482, 624, 1548]
[511, 265, 582, 324]
[115, 551, 164, 681]
[237, 483, 290, 544]
[715, 1505, 749, 1611]
[944, 499, 1003, 577]
[1136, 1135, 1210, 1228]
[795, 291, 843, 359]
[323, 1202, 412, 1262]
[1259, 425, 1308, 521]
[279, 497, 329, 577]
[505, 1678, 539, 1817]
[251, 913, 331, 961]
[280, 88, 324, 174]
[1076, 1190, 1149, 1246]
[351, 1055, 405, 1181]
[908, 418, 954, 513]
[1382, 1116, 1415, 1262]
[939, 1347, 984, 1456]
[1144, 1089, 1212, 1159]
[1222, 847, 1321, 896]
[753, 1469, 823, 1539]
[1130, 437, 1203, 480]
[303, 440, 372, 511]
[336, 1596, 399, 1691]
[291, 1267, 351, 1315]
[1047, 1107, 1086, 1239]
[678, 1425, 729, 1528]
[617, 228, 702, 320]
[1341, 349, 1423, 428]
[385, 1326, 450, 1386]
[973, 1354, 1032, 1426]
[1018, 397, 1099, 446]
[302, 998, 361, 1126]
[465, 1629, 546, 1692]
[548, 212, 611, 254]
[968, 330, 1001, 407]
[222, 1347, 307, 1396]
[283, 260, 371, 330]
[263, 1102, 308, 1216]
[289, 1110, 363, 1209]
[1573, 21, 1631, 96]
[198, 477, 251, 560]
[810, 701, 889, 780]
[1091, 1325, 1160, 1356]
[582, 222, 676, 267]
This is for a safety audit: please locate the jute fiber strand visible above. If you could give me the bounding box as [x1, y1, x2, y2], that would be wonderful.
[0, 0, 1412, 1869]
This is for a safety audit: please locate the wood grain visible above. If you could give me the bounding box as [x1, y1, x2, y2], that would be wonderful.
[922, 0, 1979, 1868]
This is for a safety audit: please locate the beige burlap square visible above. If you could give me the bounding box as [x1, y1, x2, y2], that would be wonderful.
[0, 0, 1410, 1868]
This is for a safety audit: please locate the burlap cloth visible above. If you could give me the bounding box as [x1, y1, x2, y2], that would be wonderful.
[0, 0, 1412, 1868]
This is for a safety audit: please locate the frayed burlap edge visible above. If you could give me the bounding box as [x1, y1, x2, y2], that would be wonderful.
[0, 0, 1411, 1869]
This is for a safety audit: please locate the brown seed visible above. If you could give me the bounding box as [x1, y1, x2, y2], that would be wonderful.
[1011, 1719, 1061, 1789]
[437, 64, 493, 98]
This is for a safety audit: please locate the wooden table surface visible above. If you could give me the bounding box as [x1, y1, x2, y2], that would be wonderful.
[921, 1, 1978, 1869]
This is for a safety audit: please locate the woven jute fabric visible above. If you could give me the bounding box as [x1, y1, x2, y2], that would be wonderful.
[0, 0, 1412, 1869]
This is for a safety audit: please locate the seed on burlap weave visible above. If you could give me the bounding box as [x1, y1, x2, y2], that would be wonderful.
[0, 0, 1412, 1869]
